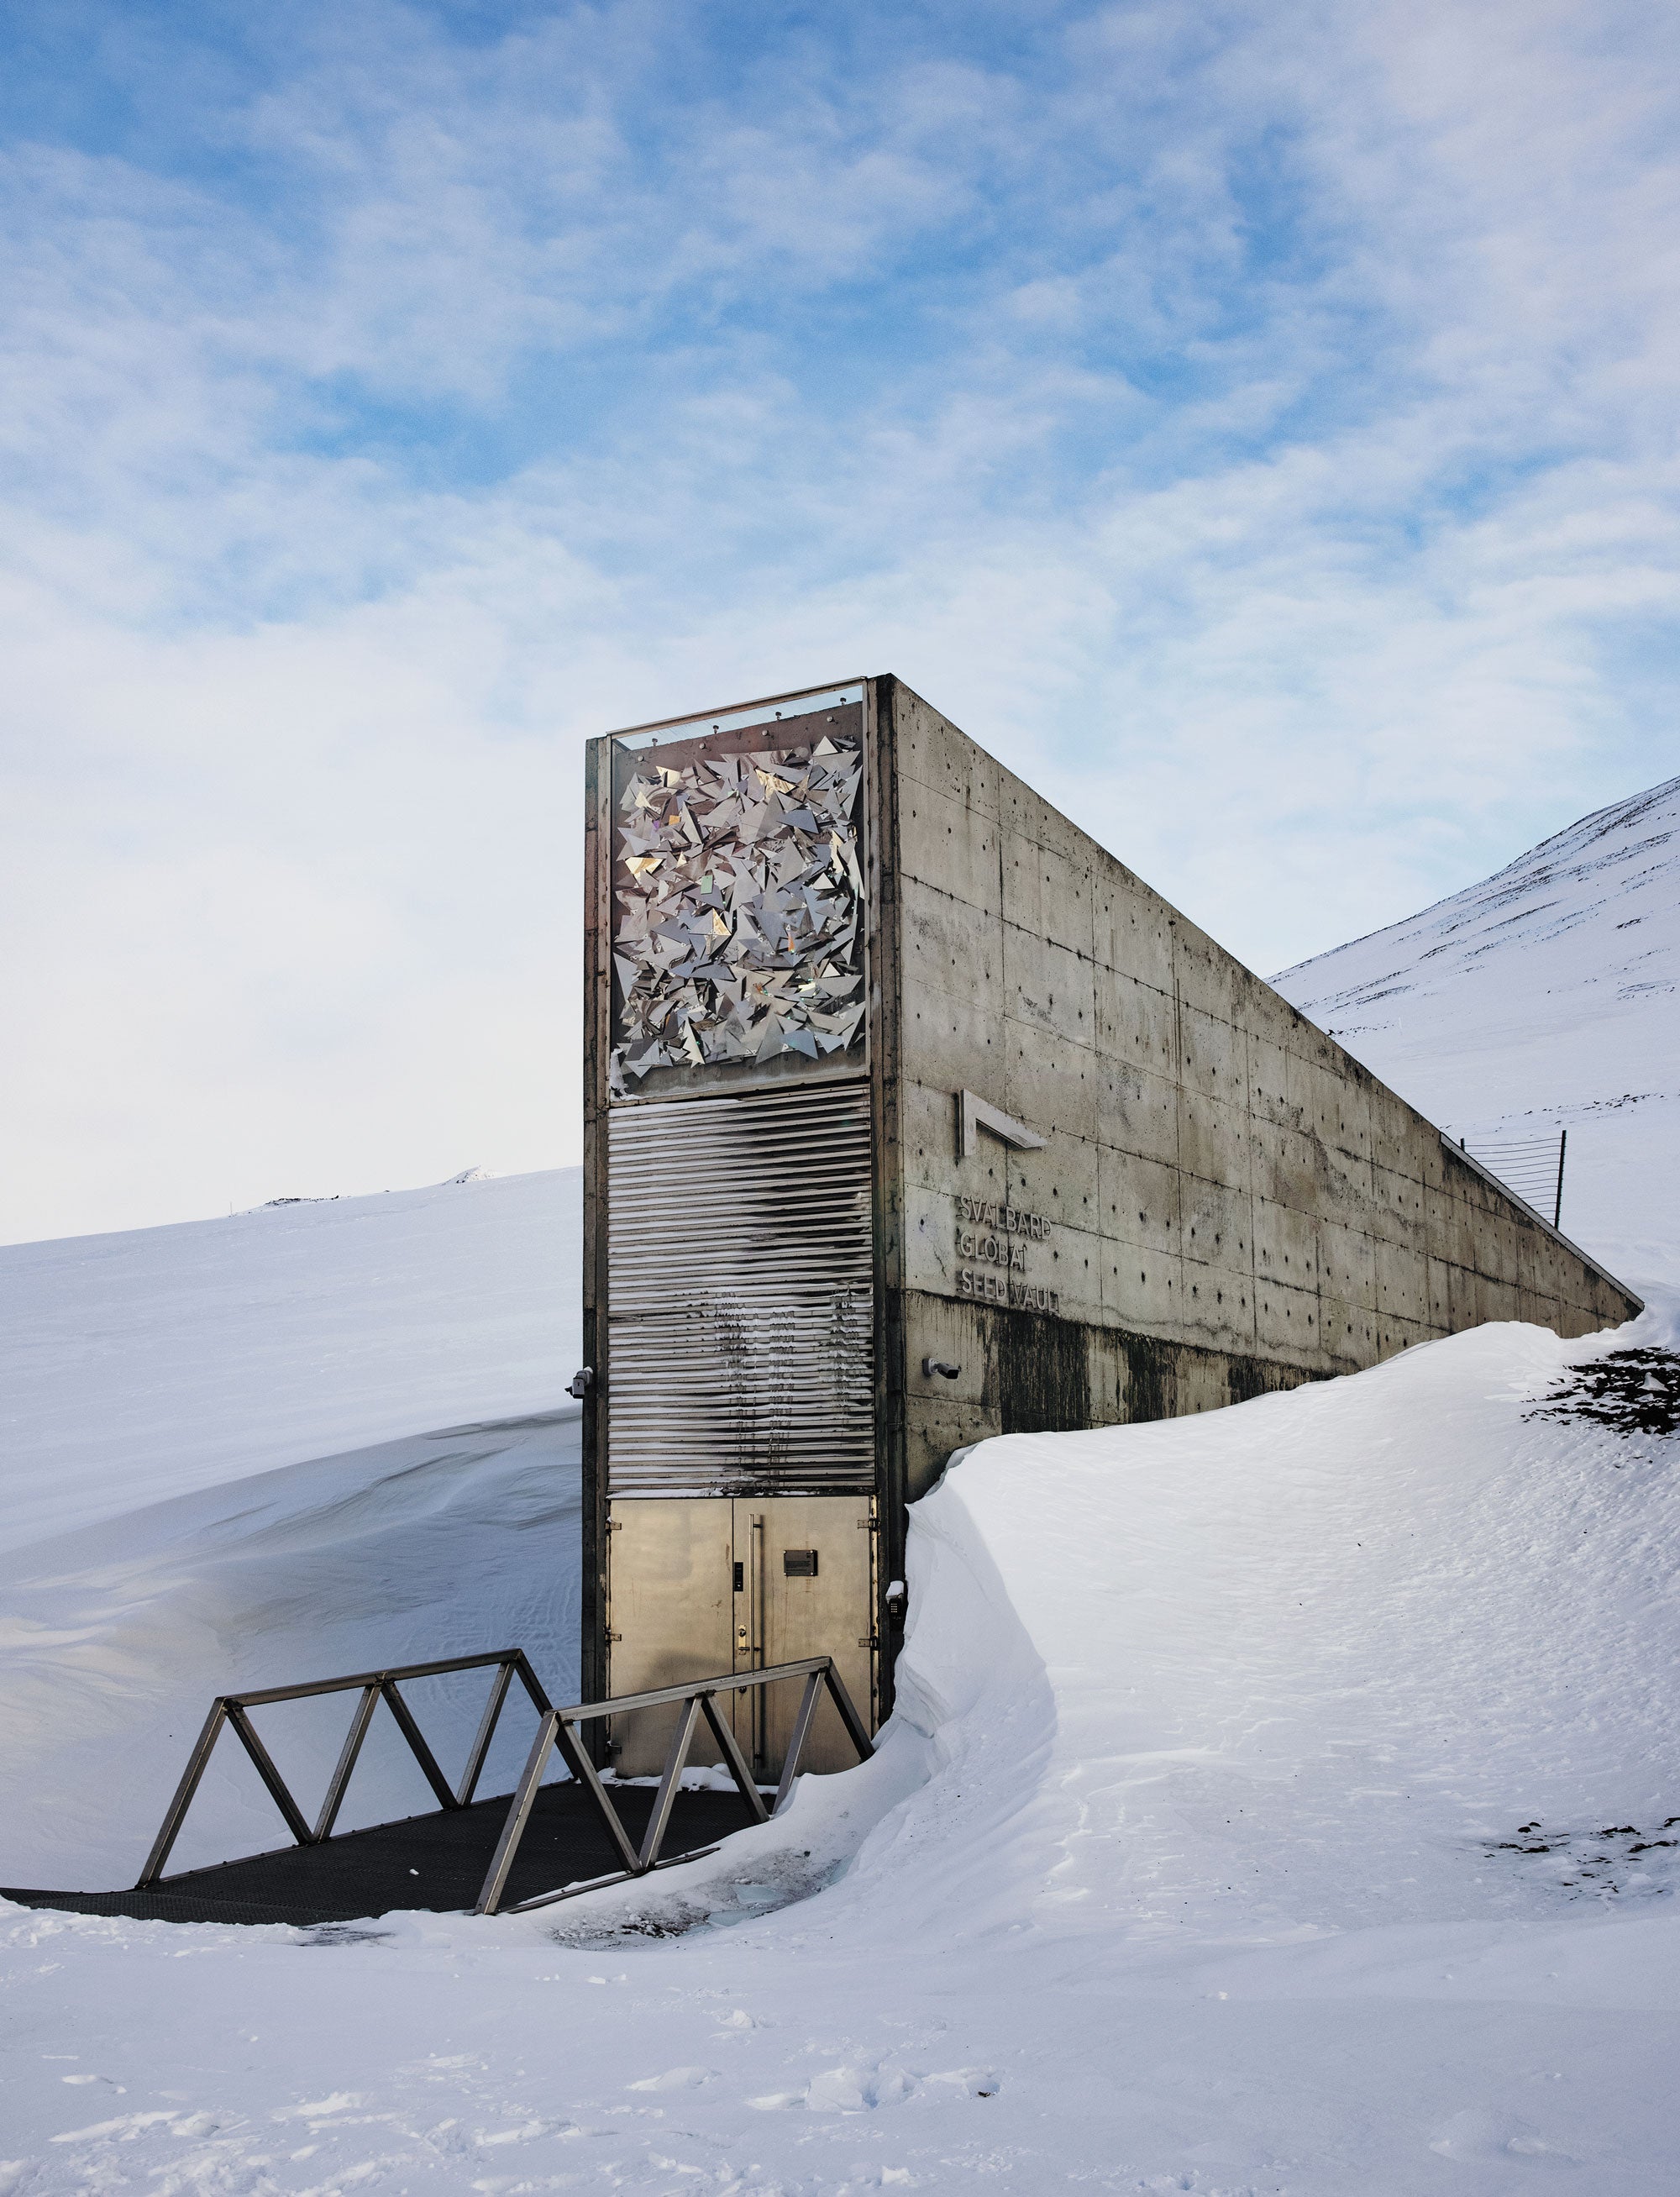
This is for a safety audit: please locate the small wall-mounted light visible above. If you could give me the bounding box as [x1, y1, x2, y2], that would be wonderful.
[567, 1367, 595, 1398]
[922, 1357, 961, 1380]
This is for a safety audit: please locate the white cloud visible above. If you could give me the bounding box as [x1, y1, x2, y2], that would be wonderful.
[2, 0, 1677, 1239]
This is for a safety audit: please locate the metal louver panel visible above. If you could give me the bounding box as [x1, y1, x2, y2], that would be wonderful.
[606, 1080, 874, 1495]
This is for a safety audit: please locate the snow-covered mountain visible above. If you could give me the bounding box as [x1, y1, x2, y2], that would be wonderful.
[1274, 775, 1680, 1292]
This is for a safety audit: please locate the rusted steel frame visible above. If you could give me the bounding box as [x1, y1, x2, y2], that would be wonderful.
[137, 1650, 543, 1890]
[226, 1648, 536, 1711]
[700, 1694, 769, 1824]
[554, 1654, 837, 1724]
[552, 1718, 641, 1875]
[454, 1661, 515, 1808]
[475, 1711, 559, 1916]
[503, 1845, 727, 1916]
[507, 1650, 554, 1716]
[773, 1673, 825, 1815]
[475, 1706, 649, 1917]
[638, 1696, 703, 1870]
[818, 1661, 874, 1768]
[144, 1652, 874, 1915]
[379, 1679, 459, 1812]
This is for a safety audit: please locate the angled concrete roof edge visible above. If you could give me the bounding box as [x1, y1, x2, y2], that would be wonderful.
[1440, 1135, 1642, 1312]
[882, 674, 1645, 1320]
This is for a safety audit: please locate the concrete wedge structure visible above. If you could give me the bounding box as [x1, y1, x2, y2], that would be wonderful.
[579, 677, 1641, 1771]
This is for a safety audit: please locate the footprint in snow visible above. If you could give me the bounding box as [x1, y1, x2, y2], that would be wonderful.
[475, 2118, 571, 2145]
[751, 2063, 1000, 2112]
[1430, 2108, 1575, 2163]
[625, 2067, 717, 2092]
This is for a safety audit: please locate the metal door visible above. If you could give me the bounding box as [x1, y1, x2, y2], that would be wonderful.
[604, 1499, 734, 1775]
[729, 1494, 875, 1779]
[606, 1495, 874, 1780]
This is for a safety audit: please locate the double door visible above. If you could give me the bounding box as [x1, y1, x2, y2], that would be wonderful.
[606, 1494, 874, 1780]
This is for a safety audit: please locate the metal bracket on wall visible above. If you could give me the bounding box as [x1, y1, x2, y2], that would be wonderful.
[958, 1089, 1046, 1160]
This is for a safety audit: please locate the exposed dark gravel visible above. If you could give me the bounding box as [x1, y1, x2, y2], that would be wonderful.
[1528, 1347, 1680, 1440]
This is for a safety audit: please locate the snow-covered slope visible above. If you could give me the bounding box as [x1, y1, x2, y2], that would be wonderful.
[0, 1413, 582, 1887]
[0, 1169, 583, 1885]
[6, 1319, 1679, 2192]
[0, 1168, 580, 1556]
[1273, 775, 1680, 1291]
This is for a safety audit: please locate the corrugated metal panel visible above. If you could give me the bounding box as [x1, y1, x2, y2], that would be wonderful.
[606, 1080, 874, 1495]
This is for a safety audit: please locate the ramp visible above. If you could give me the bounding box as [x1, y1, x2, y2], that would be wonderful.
[3, 1782, 754, 1927]
[3, 1646, 870, 1927]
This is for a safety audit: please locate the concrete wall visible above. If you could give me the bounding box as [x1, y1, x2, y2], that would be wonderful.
[874, 679, 1640, 1501]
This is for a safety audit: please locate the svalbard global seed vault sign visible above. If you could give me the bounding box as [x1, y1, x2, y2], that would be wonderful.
[577, 676, 1642, 1779]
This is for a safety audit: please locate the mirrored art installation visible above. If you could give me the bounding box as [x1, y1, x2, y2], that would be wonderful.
[610, 734, 865, 1093]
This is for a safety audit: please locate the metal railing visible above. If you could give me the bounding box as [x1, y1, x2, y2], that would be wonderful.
[137, 1648, 552, 1890]
[136, 1648, 873, 1919]
[477, 1657, 873, 1915]
[1453, 1128, 1567, 1228]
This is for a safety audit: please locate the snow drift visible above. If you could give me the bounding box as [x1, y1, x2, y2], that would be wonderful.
[0, 1169, 582, 1887]
[3, 1313, 1677, 2193]
[0, 1167, 580, 1556]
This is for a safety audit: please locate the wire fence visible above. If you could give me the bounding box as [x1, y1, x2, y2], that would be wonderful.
[1451, 1129, 1567, 1229]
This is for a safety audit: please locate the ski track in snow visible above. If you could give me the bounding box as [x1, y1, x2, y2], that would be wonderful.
[3, 787, 1680, 2190]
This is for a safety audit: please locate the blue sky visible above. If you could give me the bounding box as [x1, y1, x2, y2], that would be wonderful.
[3, 0, 1677, 1239]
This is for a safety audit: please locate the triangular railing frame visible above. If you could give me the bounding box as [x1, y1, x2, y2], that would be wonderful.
[475, 1655, 873, 1915]
[134, 1650, 874, 1916]
[134, 1649, 552, 1890]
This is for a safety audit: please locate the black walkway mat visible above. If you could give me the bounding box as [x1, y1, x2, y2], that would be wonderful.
[3, 1782, 756, 1927]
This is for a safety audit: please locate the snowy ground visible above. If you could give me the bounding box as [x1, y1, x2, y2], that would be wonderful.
[4, 1315, 1678, 2193]
[0, 1169, 580, 1556]
[3, 784, 1678, 2192]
